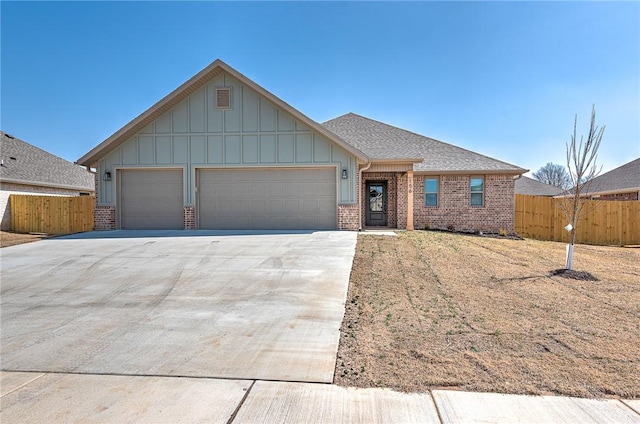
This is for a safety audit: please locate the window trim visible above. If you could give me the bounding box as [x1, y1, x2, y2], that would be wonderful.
[470, 176, 484, 207]
[424, 177, 438, 207]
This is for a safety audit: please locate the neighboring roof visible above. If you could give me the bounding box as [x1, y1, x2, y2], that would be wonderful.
[78, 59, 368, 166]
[1, 131, 94, 191]
[322, 113, 527, 174]
[580, 157, 640, 195]
[515, 176, 564, 196]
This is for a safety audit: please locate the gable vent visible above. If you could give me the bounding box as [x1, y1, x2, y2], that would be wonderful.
[216, 88, 232, 109]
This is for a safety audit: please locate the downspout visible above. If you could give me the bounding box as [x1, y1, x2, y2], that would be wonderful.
[358, 161, 372, 231]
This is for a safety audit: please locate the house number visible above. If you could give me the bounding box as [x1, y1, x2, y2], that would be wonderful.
[408, 180, 413, 194]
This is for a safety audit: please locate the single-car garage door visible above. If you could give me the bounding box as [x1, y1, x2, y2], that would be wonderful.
[198, 168, 336, 230]
[119, 169, 183, 230]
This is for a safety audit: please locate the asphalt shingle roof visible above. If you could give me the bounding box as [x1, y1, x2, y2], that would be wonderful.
[581, 158, 640, 195]
[515, 176, 564, 196]
[1, 131, 94, 191]
[322, 113, 526, 173]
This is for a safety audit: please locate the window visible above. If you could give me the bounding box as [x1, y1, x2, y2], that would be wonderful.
[470, 177, 484, 206]
[215, 88, 231, 109]
[424, 177, 438, 207]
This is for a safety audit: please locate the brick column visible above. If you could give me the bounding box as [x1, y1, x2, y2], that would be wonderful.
[183, 206, 195, 230]
[338, 204, 359, 230]
[94, 205, 116, 230]
[406, 171, 414, 231]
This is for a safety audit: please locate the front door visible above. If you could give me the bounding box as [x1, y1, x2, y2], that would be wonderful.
[366, 182, 387, 226]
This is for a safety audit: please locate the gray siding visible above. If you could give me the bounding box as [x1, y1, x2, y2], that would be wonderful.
[98, 71, 356, 206]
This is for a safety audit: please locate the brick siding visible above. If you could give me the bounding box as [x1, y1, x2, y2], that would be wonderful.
[94, 205, 116, 230]
[338, 204, 359, 230]
[413, 174, 516, 234]
[397, 173, 408, 229]
[184, 206, 195, 229]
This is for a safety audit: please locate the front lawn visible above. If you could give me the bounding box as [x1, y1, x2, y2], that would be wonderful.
[336, 231, 639, 398]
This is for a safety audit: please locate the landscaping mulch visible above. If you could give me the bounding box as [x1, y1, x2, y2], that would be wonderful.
[335, 231, 640, 399]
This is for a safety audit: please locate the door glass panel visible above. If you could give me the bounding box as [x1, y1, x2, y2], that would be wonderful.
[369, 185, 383, 212]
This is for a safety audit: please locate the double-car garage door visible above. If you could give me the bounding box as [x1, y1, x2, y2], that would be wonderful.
[119, 168, 336, 230]
[198, 168, 336, 230]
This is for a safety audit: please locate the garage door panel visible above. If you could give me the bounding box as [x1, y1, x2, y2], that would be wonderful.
[198, 168, 336, 230]
[120, 170, 183, 230]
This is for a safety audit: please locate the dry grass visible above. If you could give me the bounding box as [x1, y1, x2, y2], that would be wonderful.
[336, 231, 640, 399]
[0, 231, 48, 248]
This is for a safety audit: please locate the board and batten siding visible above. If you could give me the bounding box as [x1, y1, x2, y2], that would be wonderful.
[98, 71, 356, 206]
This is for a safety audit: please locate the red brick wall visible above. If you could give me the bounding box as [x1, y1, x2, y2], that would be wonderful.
[596, 192, 639, 201]
[338, 204, 359, 230]
[397, 173, 408, 229]
[94, 205, 116, 230]
[184, 206, 195, 229]
[413, 174, 516, 234]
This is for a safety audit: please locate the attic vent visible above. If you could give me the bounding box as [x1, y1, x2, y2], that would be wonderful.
[216, 88, 232, 109]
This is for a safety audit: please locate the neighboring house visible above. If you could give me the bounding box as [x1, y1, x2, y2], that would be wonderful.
[1, 131, 95, 230]
[78, 59, 526, 233]
[515, 176, 564, 197]
[576, 158, 639, 201]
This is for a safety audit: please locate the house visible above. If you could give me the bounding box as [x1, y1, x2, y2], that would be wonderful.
[77, 59, 526, 233]
[515, 176, 564, 197]
[1, 131, 95, 230]
[577, 158, 639, 201]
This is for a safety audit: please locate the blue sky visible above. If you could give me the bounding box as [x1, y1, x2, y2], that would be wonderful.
[2, 1, 638, 175]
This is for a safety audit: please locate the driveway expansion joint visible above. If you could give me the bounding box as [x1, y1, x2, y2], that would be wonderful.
[226, 380, 256, 424]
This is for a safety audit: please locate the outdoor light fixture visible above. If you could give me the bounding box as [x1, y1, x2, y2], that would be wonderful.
[103, 171, 112, 181]
[342, 168, 348, 179]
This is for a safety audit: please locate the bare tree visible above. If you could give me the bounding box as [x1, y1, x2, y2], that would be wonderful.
[532, 162, 572, 189]
[559, 105, 604, 270]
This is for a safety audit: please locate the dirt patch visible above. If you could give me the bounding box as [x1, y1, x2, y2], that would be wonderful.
[550, 269, 599, 281]
[0, 231, 48, 248]
[335, 231, 640, 398]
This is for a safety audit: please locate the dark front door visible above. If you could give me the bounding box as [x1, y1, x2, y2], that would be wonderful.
[366, 182, 387, 226]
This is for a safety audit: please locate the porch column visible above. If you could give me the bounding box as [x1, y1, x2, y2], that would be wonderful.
[407, 170, 414, 230]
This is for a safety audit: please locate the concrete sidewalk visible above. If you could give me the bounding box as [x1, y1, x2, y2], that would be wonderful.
[2, 371, 638, 423]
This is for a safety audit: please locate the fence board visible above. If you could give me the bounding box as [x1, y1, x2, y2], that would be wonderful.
[10, 194, 94, 235]
[515, 194, 640, 246]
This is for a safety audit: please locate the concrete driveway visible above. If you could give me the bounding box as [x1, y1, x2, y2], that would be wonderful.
[0, 230, 357, 383]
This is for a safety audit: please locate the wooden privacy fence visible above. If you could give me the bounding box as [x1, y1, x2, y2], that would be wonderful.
[515, 194, 640, 246]
[10, 194, 94, 235]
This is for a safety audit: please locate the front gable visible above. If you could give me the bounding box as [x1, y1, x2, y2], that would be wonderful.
[96, 70, 357, 205]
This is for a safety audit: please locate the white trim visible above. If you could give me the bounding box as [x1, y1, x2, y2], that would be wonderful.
[424, 176, 439, 207]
